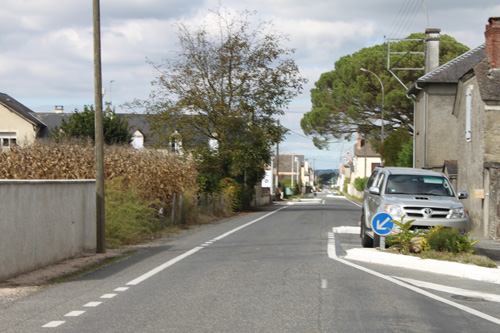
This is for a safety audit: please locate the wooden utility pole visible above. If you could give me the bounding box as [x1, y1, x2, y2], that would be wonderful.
[93, 0, 105, 253]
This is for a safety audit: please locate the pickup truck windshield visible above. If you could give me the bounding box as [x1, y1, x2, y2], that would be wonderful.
[384, 175, 454, 196]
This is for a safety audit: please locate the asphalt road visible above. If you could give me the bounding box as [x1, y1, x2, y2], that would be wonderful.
[2, 192, 500, 332]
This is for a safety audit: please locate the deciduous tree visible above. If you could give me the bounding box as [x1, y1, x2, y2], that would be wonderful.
[52, 105, 131, 145]
[140, 5, 306, 205]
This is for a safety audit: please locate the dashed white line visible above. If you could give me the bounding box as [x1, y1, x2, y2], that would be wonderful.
[65, 311, 85, 317]
[43, 207, 288, 329]
[84, 302, 102, 307]
[42, 321, 65, 328]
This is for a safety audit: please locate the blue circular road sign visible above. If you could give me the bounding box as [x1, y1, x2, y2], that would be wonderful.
[371, 213, 395, 236]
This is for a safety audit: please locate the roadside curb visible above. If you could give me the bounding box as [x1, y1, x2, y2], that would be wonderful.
[344, 248, 500, 284]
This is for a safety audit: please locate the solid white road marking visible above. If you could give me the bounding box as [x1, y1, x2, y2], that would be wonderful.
[321, 279, 328, 289]
[394, 277, 500, 303]
[126, 247, 204, 286]
[332, 226, 360, 234]
[42, 321, 65, 328]
[127, 207, 288, 286]
[328, 230, 500, 326]
[84, 302, 102, 307]
[65, 311, 85, 317]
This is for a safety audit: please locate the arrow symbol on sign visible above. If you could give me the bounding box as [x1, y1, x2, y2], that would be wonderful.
[376, 217, 391, 230]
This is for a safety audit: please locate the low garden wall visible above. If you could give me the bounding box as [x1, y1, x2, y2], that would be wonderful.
[0, 180, 96, 281]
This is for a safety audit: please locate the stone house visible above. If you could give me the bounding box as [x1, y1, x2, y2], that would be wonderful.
[408, 17, 500, 237]
[454, 17, 500, 237]
[0, 93, 46, 149]
[273, 154, 304, 190]
[0, 94, 184, 153]
[348, 136, 381, 197]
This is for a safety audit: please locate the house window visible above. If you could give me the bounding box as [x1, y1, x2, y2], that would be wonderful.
[465, 86, 473, 142]
[0, 133, 17, 148]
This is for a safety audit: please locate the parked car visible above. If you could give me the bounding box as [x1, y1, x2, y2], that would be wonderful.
[360, 166, 470, 248]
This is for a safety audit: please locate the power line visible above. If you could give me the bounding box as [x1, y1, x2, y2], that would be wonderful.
[386, 0, 424, 39]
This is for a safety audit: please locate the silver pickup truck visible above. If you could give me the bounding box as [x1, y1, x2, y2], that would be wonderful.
[360, 166, 470, 248]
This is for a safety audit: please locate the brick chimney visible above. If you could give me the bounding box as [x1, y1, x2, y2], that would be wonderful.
[485, 17, 500, 69]
[425, 28, 441, 74]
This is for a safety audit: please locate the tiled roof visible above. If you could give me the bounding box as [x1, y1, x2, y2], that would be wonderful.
[353, 139, 380, 158]
[0, 93, 46, 127]
[408, 44, 486, 94]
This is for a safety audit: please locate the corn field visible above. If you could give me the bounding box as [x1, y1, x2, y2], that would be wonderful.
[1, 141, 235, 246]
[0, 141, 198, 203]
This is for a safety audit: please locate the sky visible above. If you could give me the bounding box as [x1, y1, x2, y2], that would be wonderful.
[1, 0, 498, 169]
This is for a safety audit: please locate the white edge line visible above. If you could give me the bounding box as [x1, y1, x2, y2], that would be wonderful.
[328, 232, 500, 326]
[127, 206, 287, 286]
[126, 247, 203, 286]
[212, 207, 287, 241]
[394, 277, 500, 303]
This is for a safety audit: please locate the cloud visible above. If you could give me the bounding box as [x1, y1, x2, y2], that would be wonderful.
[1, 0, 499, 168]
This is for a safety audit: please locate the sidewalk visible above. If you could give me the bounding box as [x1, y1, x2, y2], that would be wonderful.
[342, 232, 500, 284]
[472, 234, 500, 264]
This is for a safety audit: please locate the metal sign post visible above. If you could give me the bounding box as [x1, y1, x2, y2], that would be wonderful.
[371, 213, 394, 249]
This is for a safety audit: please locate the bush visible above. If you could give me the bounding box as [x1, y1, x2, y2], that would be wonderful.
[354, 177, 369, 192]
[220, 177, 252, 212]
[105, 178, 162, 247]
[385, 215, 419, 254]
[426, 226, 477, 254]
[396, 139, 413, 167]
[343, 177, 350, 194]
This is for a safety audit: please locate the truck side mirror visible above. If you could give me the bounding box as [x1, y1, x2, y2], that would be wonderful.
[458, 191, 468, 199]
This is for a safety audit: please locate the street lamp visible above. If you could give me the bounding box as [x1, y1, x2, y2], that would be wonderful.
[360, 68, 385, 144]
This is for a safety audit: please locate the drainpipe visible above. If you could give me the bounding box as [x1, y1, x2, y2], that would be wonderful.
[483, 168, 490, 237]
[423, 90, 427, 168]
[413, 82, 425, 168]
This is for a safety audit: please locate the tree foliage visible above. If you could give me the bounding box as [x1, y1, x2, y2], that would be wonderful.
[381, 129, 412, 166]
[52, 105, 132, 145]
[396, 138, 413, 167]
[138, 5, 306, 203]
[301, 33, 469, 155]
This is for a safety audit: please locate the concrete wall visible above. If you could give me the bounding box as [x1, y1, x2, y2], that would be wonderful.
[455, 78, 486, 235]
[253, 185, 271, 206]
[414, 84, 458, 170]
[0, 180, 96, 281]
